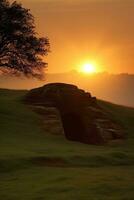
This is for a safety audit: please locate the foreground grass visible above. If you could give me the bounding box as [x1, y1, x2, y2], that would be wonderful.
[0, 89, 134, 200]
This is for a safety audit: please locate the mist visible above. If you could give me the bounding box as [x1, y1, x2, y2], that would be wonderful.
[0, 72, 134, 107]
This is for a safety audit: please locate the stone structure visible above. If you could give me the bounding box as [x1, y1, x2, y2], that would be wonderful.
[25, 83, 124, 145]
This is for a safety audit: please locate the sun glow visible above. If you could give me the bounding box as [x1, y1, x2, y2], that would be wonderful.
[80, 62, 96, 74]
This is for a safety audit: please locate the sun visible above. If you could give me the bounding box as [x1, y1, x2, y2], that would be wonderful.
[81, 63, 96, 74]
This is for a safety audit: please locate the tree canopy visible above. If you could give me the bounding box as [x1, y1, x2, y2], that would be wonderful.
[0, 0, 50, 78]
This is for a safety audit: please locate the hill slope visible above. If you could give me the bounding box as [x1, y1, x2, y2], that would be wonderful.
[0, 89, 134, 200]
[1, 72, 134, 107]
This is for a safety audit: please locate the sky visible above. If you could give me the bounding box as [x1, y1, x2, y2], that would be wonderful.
[12, 0, 134, 73]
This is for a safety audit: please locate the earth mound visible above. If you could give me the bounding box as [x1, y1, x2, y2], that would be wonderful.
[25, 83, 124, 145]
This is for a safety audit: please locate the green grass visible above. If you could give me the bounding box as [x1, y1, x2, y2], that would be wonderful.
[0, 89, 134, 200]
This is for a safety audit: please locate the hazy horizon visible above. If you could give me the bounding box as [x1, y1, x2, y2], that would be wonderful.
[2, 0, 134, 107]
[1, 71, 134, 107]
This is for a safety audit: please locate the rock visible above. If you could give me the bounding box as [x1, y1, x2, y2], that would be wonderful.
[32, 106, 64, 135]
[25, 83, 124, 145]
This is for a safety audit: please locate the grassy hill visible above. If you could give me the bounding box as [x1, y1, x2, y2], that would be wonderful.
[0, 89, 134, 200]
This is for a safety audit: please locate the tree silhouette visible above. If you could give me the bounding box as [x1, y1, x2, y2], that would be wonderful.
[0, 0, 50, 78]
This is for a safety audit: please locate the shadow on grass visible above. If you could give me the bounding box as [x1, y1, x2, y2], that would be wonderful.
[1, 152, 134, 173]
[31, 153, 134, 168]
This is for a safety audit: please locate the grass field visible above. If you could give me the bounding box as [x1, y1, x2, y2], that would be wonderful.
[0, 89, 134, 200]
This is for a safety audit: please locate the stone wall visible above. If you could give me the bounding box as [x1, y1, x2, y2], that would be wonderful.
[25, 83, 124, 145]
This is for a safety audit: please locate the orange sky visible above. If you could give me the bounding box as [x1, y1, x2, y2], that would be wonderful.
[18, 0, 134, 73]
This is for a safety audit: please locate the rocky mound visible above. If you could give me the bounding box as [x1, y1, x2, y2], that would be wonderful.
[25, 83, 124, 145]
